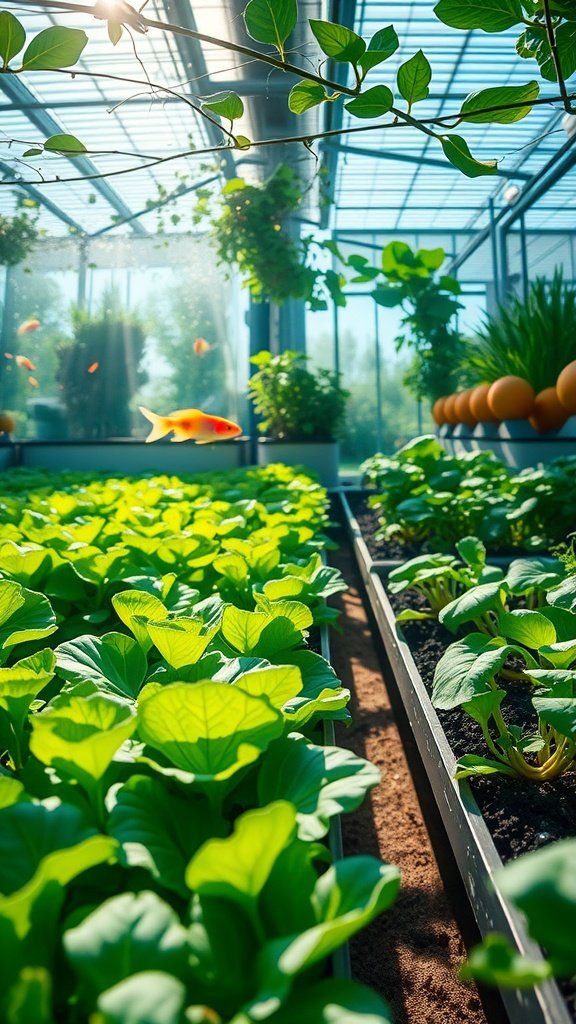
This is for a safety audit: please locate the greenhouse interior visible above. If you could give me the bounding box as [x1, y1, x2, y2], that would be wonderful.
[0, 0, 576, 1022]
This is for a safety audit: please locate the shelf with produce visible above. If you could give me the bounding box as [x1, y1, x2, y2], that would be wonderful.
[0, 463, 398, 1024]
[339, 489, 572, 1024]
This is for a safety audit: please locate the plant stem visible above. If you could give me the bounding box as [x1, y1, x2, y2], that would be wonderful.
[542, 0, 574, 113]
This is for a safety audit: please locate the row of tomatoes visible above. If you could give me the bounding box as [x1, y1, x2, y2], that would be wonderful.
[432, 361, 576, 433]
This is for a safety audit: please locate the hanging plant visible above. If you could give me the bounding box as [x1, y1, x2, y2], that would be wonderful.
[198, 165, 345, 310]
[0, 208, 39, 267]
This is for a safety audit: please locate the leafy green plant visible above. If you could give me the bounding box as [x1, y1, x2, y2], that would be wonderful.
[462, 839, 576, 989]
[362, 436, 576, 552]
[0, 207, 39, 267]
[249, 350, 349, 442]
[57, 290, 147, 439]
[464, 271, 576, 391]
[346, 242, 465, 402]
[389, 537, 504, 623]
[200, 166, 346, 309]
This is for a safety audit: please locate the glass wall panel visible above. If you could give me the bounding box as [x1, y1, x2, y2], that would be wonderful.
[0, 234, 249, 441]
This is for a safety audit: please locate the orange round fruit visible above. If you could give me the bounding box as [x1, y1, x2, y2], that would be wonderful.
[454, 389, 477, 428]
[443, 394, 459, 425]
[556, 360, 576, 414]
[0, 412, 15, 434]
[529, 387, 569, 433]
[487, 376, 535, 421]
[432, 397, 447, 426]
[469, 383, 498, 423]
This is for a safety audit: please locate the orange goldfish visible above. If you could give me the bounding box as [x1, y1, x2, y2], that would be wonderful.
[139, 406, 242, 444]
[16, 355, 36, 371]
[28, 376, 39, 388]
[17, 319, 41, 336]
[193, 337, 212, 357]
[88, 361, 99, 374]
[0, 412, 15, 434]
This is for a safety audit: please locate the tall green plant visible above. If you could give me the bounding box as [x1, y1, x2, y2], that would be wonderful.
[346, 242, 465, 402]
[464, 270, 576, 391]
[249, 350, 348, 442]
[57, 290, 147, 439]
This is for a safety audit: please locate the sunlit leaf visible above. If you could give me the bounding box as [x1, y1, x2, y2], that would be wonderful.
[20, 26, 87, 70]
[243, 0, 297, 61]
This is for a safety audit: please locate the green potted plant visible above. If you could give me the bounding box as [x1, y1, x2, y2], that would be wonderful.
[248, 349, 348, 487]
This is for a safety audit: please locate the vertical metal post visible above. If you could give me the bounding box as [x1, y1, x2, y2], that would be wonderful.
[520, 215, 529, 302]
[498, 221, 509, 304]
[374, 302, 383, 452]
[332, 294, 340, 377]
[248, 297, 270, 464]
[0, 266, 14, 409]
[488, 198, 500, 307]
[76, 236, 88, 310]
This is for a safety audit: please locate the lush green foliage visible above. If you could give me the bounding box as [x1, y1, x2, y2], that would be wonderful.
[346, 242, 465, 402]
[463, 839, 576, 988]
[197, 166, 346, 309]
[463, 271, 576, 391]
[249, 350, 349, 442]
[362, 435, 576, 552]
[57, 291, 147, 440]
[0, 207, 39, 267]
[0, 463, 399, 1024]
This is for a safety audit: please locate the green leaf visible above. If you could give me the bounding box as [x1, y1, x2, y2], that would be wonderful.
[254, 857, 400, 1005]
[288, 81, 328, 114]
[539, 639, 576, 669]
[95, 972, 186, 1024]
[440, 135, 498, 177]
[495, 838, 576, 976]
[462, 933, 553, 987]
[107, 20, 123, 45]
[309, 19, 366, 64]
[439, 582, 506, 633]
[201, 92, 244, 122]
[0, 12, 26, 66]
[137, 681, 283, 782]
[0, 649, 55, 766]
[537, 23, 576, 82]
[146, 618, 216, 669]
[454, 754, 517, 779]
[358, 25, 399, 76]
[265, 978, 393, 1024]
[258, 736, 380, 840]
[20, 26, 87, 70]
[532, 693, 576, 741]
[233, 664, 303, 707]
[29, 691, 136, 789]
[498, 609, 556, 650]
[112, 590, 168, 653]
[0, 542, 51, 588]
[397, 51, 431, 106]
[0, 582, 56, 662]
[548, 575, 576, 613]
[459, 82, 540, 124]
[433, 0, 523, 32]
[0, 777, 28, 810]
[345, 85, 393, 119]
[506, 557, 565, 596]
[243, 0, 297, 60]
[108, 776, 218, 898]
[372, 286, 403, 308]
[55, 633, 146, 700]
[0, 801, 97, 895]
[63, 891, 188, 1000]
[186, 802, 297, 911]
[43, 133, 87, 155]
[432, 634, 511, 709]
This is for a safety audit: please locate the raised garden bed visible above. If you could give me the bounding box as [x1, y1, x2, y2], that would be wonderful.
[340, 491, 573, 1024]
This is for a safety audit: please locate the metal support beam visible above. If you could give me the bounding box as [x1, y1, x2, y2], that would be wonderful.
[162, 0, 235, 179]
[0, 158, 84, 234]
[319, 0, 357, 228]
[0, 76, 146, 234]
[322, 141, 533, 179]
[90, 173, 220, 237]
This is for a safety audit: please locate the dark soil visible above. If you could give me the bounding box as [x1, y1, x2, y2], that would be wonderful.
[389, 586, 576, 864]
[328, 544, 489, 1024]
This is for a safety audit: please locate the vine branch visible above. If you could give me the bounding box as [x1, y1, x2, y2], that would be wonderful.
[542, 0, 575, 113]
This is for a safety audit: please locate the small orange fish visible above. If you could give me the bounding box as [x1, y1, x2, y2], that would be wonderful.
[0, 412, 15, 434]
[88, 361, 99, 374]
[139, 406, 242, 444]
[4, 352, 12, 359]
[17, 319, 41, 336]
[16, 355, 36, 371]
[193, 338, 212, 357]
[28, 376, 39, 388]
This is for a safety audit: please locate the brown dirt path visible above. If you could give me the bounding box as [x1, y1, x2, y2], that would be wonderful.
[329, 543, 491, 1024]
